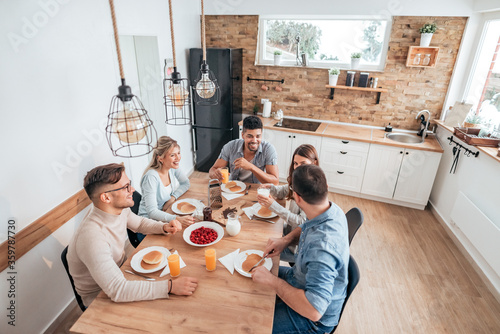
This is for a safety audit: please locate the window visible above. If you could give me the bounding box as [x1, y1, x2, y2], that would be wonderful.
[257, 16, 392, 71]
[464, 19, 500, 133]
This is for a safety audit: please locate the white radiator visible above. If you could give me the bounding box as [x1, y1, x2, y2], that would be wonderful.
[450, 192, 500, 275]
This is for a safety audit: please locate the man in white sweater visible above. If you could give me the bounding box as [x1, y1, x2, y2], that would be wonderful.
[67, 163, 198, 307]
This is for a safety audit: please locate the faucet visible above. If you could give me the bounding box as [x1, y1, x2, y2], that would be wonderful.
[416, 110, 430, 141]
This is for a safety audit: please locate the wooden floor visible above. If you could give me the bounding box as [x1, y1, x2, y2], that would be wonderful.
[51, 172, 500, 334]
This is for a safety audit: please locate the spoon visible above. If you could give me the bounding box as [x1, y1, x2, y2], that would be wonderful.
[124, 270, 156, 281]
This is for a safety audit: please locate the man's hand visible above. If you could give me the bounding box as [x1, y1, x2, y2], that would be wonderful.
[176, 215, 195, 226]
[251, 266, 278, 286]
[162, 196, 176, 211]
[163, 220, 182, 234]
[264, 237, 288, 258]
[170, 277, 199, 295]
[209, 167, 223, 181]
[234, 157, 253, 171]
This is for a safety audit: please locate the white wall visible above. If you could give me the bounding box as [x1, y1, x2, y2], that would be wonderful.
[0, 0, 200, 333]
[430, 128, 500, 295]
[205, 0, 475, 16]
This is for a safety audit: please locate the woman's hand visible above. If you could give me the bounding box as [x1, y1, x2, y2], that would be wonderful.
[162, 196, 176, 211]
[257, 194, 275, 209]
[176, 215, 195, 226]
[163, 220, 182, 234]
[170, 277, 199, 295]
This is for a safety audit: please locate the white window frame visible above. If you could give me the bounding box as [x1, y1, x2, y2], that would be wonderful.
[256, 15, 392, 72]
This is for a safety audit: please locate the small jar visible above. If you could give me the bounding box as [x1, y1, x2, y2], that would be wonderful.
[203, 207, 212, 221]
[422, 54, 431, 66]
[413, 53, 421, 65]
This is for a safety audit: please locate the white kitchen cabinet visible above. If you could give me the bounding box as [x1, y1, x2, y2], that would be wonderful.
[393, 148, 442, 205]
[320, 138, 370, 192]
[361, 144, 442, 205]
[264, 129, 322, 180]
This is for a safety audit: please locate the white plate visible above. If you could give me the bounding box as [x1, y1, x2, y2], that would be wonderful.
[172, 198, 204, 215]
[252, 203, 278, 219]
[130, 246, 171, 274]
[183, 222, 224, 247]
[221, 180, 246, 194]
[234, 250, 273, 278]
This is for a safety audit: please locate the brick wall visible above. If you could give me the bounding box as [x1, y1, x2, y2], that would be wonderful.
[205, 15, 467, 130]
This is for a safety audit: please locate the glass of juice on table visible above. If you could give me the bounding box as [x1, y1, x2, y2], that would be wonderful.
[205, 249, 216, 271]
[168, 254, 181, 277]
[221, 167, 229, 184]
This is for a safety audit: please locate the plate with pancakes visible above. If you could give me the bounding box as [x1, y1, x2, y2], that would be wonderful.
[234, 250, 273, 278]
[130, 246, 171, 274]
[252, 203, 278, 219]
[221, 180, 246, 194]
[172, 198, 203, 215]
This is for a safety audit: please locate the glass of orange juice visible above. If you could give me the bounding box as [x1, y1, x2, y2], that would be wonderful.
[168, 254, 181, 277]
[205, 249, 216, 271]
[221, 167, 229, 184]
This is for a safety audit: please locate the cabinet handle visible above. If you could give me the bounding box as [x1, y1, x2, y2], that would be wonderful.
[288, 135, 291, 138]
[293, 135, 296, 138]
[400, 151, 403, 154]
[340, 151, 347, 154]
[337, 171, 344, 174]
[341, 140, 349, 144]
[406, 152, 409, 155]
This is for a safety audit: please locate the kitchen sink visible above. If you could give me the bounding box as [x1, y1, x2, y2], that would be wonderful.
[386, 133, 424, 144]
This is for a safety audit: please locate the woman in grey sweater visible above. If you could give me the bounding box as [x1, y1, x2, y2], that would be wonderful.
[257, 144, 320, 261]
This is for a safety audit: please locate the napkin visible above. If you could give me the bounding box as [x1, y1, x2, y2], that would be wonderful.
[242, 206, 255, 219]
[159, 251, 187, 277]
[222, 192, 244, 201]
[218, 249, 240, 275]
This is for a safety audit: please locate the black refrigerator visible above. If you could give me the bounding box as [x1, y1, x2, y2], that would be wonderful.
[189, 48, 243, 172]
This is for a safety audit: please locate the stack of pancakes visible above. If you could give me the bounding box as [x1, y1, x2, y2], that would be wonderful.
[226, 181, 242, 192]
[177, 201, 196, 214]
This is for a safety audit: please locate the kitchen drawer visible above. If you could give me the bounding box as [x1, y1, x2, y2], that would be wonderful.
[321, 137, 370, 153]
[324, 168, 365, 193]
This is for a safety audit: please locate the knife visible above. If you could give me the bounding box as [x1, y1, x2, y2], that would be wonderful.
[245, 185, 251, 195]
[249, 249, 275, 273]
[124, 270, 156, 281]
[252, 216, 276, 224]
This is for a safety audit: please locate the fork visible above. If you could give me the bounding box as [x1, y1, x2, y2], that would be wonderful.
[245, 185, 251, 195]
[124, 270, 156, 281]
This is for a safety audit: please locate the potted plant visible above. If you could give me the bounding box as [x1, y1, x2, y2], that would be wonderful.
[419, 23, 437, 47]
[463, 112, 482, 128]
[328, 67, 340, 86]
[274, 50, 282, 66]
[351, 52, 361, 69]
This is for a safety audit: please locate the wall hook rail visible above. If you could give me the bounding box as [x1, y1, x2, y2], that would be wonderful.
[247, 76, 285, 84]
[447, 136, 479, 157]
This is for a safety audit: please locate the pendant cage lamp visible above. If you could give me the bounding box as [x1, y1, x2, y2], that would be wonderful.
[105, 0, 157, 158]
[193, 0, 220, 105]
[164, 0, 191, 125]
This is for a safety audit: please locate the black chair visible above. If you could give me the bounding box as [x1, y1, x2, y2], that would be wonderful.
[330, 255, 360, 333]
[61, 246, 87, 312]
[127, 191, 143, 248]
[345, 207, 363, 245]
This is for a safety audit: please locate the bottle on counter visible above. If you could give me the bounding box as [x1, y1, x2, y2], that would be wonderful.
[413, 53, 421, 65]
[422, 54, 431, 66]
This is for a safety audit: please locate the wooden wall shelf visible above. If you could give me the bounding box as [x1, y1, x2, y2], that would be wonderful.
[406, 46, 439, 68]
[325, 85, 389, 104]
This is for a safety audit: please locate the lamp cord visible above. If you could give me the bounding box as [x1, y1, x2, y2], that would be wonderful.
[168, 0, 177, 67]
[201, 0, 206, 61]
[108, 0, 125, 80]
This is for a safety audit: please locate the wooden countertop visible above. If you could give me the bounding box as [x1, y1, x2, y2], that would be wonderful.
[248, 116, 444, 153]
[435, 120, 500, 163]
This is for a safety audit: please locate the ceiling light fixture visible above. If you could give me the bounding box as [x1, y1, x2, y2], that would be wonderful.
[164, 0, 191, 125]
[193, 0, 220, 105]
[105, 0, 157, 157]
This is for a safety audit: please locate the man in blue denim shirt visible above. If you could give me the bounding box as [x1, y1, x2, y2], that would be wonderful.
[209, 116, 279, 185]
[252, 165, 349, 334]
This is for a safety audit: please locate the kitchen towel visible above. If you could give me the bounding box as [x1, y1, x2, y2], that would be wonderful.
[218, 249, 240, 275]
[159, 251, 187, 277]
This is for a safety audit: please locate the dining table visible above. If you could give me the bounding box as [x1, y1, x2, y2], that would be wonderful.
[70, 177, 285, 334]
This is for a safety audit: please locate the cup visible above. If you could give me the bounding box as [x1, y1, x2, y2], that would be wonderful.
[205, 249, 216, 271]
[168, 253, 181, 277]
[257, 187, 270, 197]
[221, 167, 229, 184]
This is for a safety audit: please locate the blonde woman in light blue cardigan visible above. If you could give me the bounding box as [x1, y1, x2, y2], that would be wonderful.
[138, 136, 194, 226]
